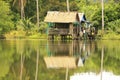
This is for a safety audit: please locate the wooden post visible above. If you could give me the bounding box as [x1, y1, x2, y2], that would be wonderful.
[69, 40, 73, 56]
[100, 47, 104, 80]
[77, 24, 79, 39]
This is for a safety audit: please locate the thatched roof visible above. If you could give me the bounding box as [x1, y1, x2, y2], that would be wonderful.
[44, 11, 86, 23]
[44, 56, 76, 69]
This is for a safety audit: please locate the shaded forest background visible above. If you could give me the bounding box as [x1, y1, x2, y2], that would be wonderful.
[0, 0, 120, 39]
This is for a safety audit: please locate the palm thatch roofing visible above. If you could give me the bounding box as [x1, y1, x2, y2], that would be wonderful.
[44, 11, 86, 23]
[44, 56, 76, 69]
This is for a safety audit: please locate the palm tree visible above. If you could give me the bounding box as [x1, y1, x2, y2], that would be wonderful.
[13, 0, 26, 19]
[36, 0, 39, 27]
[66, 0, 70, 12]
[20, 0, 24, 19]
[101, 0, 104, 32]
[35, 49, 39, 80]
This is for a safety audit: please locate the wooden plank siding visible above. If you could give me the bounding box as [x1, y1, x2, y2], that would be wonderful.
[48, 28, 69, 35]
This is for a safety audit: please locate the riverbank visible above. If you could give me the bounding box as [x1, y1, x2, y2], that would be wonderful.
[2, 30, 120, 40]
[101, 32, 120, 40]
[4, 31, 47, 39]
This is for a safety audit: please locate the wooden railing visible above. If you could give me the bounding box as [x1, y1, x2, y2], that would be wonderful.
[48, 28, 69, 35]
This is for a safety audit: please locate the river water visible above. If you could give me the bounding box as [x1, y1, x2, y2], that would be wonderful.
[0, 39, 120, 80]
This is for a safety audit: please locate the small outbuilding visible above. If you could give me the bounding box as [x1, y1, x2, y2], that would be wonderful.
[44, 11, 87, 40]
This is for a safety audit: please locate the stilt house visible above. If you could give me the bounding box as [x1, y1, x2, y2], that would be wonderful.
[44, 11, 86, 40]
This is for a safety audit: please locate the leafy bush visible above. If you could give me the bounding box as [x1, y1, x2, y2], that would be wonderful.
[102, 31, 120, 40]
[0, 0, 14, 34]
[107, 19, 120, 33]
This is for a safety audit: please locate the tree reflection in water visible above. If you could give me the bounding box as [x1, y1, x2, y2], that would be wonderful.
[0, 40, 120, 80]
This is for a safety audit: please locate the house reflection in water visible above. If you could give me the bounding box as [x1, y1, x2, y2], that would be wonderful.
[44, 40, 95, 68]
[44, 56, 76, 69]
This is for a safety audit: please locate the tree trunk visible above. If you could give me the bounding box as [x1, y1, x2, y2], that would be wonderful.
[21, 0, 24, 19]
[20, 53, 23, 80]
[101, 0, 104, 33]
[66, 0, 70, 12]
[36, 0, 39, 27]
[35, 49, 39, 80]
[100, 47, 104, 80]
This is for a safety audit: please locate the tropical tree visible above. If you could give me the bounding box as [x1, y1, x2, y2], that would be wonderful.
[0, 0, 13, 36]
[36, 0, 39, 28]
[12, 0, 26, 19]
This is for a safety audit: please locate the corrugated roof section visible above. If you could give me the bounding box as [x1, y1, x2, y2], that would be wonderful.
[44, 11, 78, 23]
[44, 56, 76, 69]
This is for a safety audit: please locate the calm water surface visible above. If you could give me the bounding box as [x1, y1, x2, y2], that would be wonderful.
[0, 39, 120, 80]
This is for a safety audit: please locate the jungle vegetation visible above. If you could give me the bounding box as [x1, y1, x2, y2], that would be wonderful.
[0, 0, 120, 39]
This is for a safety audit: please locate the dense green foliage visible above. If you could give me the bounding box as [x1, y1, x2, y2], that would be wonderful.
[0, 0, 13, 34]
[0, 0, 120, 39]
